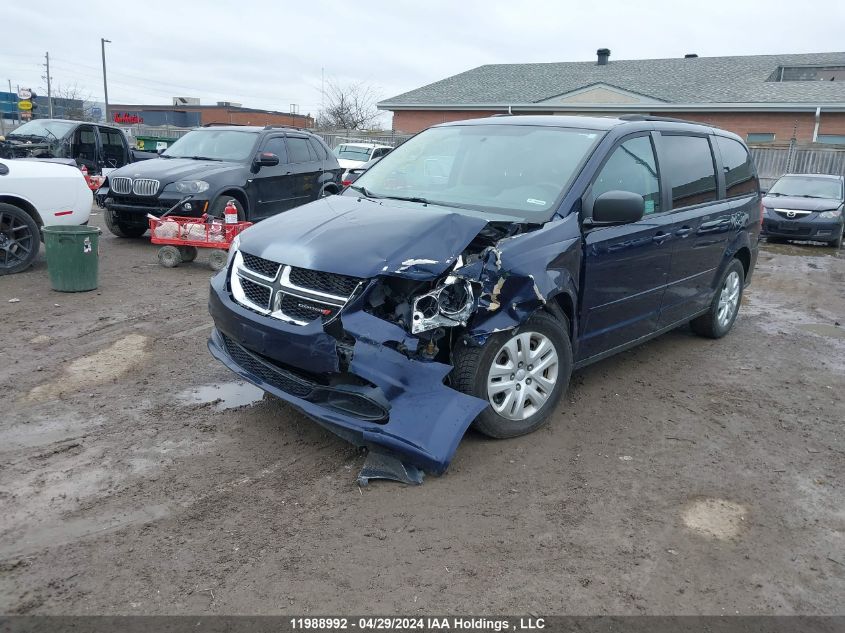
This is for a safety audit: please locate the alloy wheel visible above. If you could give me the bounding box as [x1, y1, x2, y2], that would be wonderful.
[486, 331, 559, 421]
[717, 270, 741, 329]
[0, 210, 35, 271]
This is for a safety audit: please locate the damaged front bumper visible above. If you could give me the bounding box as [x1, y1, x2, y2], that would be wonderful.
[208, 272, 487, 475]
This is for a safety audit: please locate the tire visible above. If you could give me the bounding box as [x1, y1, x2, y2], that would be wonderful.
[452, 311, 572, 439]
[829, 228, 843, 249]
[0, 203, 39, 275]
[178, 245, 198, 262]
[209, 196, 245, 221]
[690, 259, 745, 339]
[208, 249, 228, 271]
[157, 245, 182, 268]
[104, 208, 147, 238]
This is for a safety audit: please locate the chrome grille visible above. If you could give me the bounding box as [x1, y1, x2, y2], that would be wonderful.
[230, 252, 363, 326]
[132, 178, 160, 196]
[110, 176, 132, 195]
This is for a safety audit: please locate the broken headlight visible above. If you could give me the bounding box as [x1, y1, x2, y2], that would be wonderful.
[411, 277, 475, 334]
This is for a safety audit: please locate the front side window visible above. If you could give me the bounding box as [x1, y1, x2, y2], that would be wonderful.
[99, 127, 127, 168]
[162, 130, 258, 161]
[262, 137, 288, 163]
[352, 124, 603, 220]
[768, 175, 844, 200]
[661, 135, 717, 208]
[715, 136, 758, 198]
[592, 136, 661, 215]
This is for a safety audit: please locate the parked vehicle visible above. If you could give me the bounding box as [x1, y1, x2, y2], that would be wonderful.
[207, 115, 760, 478]
[762, 174, 844, 248]
[98, 126, 342, 238]
[341, 156, 382, 187]
[333, 142, 392, 170]
[0, 119, 154, 175]
[0, 157, 93, 274]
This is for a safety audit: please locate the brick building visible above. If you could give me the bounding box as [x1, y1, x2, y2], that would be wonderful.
[106, 102, 313, 129]
[379, 51, 845, 144]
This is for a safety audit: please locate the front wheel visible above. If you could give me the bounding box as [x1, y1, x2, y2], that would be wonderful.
[104, 208, 147, 238]
[690, 259, 745, 339]
[452, 311, 572, 438]
[209, 196, 245, 221]
[829, 228, 843, 249]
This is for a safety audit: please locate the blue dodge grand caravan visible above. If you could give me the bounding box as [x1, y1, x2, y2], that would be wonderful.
[208, 115, 760, 480]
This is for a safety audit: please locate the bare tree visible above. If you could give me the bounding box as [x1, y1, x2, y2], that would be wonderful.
[47, 83, 97, 121]
[318, 80, 381, 131]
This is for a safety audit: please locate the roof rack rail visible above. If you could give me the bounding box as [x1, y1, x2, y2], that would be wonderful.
[263, 124, 304, 131]
[202, 122, 247, 127]
[618, 114, 705, 125]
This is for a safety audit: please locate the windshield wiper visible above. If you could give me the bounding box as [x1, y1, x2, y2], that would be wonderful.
[349, 185, 380, 198]
[184, 155, 221, 161]
[798, 194, 824, 199]
[381, 195, 430, 205]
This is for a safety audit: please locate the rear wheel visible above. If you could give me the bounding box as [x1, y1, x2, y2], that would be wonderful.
[0, 203, 39, 275]
[104, 208, 147, 238]
[178, 245, 198, 262]
[452, 311, 572, 438]
[690, 259, 745, 339]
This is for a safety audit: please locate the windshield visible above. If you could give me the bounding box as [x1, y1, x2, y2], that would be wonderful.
[9, 120, 75, 140]
[351, 124, 603, 219]
[162, 129, 259, 161]
[768, 175, 843, 200]
[334, 144, 373, 161]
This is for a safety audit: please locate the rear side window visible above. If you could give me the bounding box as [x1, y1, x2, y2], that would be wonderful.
[715, 136, 758, 198]
[308, 138, 327, 159]
[593, 136, 661, 215]
[286, 137, 312, 163]
[661, 135, 717, 208]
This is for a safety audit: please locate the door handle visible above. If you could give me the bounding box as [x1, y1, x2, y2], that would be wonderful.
[674, 226, 692, 237]
[652, 232, 671, 244]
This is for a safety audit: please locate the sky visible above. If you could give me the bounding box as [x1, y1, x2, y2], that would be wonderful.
[2, 0, 843, 128]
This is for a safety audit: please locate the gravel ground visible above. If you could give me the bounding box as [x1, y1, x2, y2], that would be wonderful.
[1, 211, 843, 615]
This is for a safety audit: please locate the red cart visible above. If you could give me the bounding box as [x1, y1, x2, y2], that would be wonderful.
[148, 213, 252, 271]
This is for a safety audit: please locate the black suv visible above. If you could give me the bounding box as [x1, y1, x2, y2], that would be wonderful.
[208, 115, 760, 482]
[99, 126, 342, 237]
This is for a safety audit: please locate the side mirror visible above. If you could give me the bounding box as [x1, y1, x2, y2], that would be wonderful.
[588, 190, 645, 225]
[254, 152, 280, 168]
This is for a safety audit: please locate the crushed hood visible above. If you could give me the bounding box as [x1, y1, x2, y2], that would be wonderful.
[763, 194, 842, 212]
[108, 157, 241, 184]
[237, 194, 490, 280]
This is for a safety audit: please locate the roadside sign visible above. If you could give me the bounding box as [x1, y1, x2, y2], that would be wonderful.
[17, 88, 32, 100]
[18, 101, 33, 111]
[91, 107, 102, 119]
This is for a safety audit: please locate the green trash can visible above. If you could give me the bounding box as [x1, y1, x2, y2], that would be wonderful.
[42, 225, 101, 292]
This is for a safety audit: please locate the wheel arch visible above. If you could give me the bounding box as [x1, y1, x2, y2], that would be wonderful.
[0, 195, 43, 227]
[733, 246, 751, 280]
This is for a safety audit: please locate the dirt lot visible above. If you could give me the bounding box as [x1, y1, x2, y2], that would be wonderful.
[1, 210, 843, 615]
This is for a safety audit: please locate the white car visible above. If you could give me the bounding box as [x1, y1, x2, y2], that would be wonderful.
[333, 142, 392, 171]
[0, 158, 92, 274]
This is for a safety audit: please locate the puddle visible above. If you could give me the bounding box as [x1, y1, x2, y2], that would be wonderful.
[799, 323, 845, 339]
[26, 334, 149, 401]
[178, 381, 265, 410]
[682, 498, 747, 540]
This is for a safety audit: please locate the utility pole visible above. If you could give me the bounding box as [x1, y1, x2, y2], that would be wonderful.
[101, 38, 111, 123]
[44, 52, 53, 118]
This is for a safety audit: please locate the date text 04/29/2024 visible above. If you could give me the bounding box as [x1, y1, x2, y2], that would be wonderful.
[289, 617, 546, 630]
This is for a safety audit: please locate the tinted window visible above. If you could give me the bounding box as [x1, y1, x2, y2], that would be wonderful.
[715, 136, 758, 198]
[309, 138, 327, 159]
[593, 136, 661, 215]
[99, 127, 127, 167]
[286, 137, 312, 163]
[262, 137, 288, 163]
[661, 135, 717, 208]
